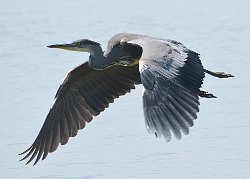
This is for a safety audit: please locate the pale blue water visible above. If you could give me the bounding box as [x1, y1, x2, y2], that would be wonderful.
[0, 0, 249, 178]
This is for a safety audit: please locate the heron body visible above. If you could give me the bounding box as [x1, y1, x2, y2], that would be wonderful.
[20, 33, 233, 165]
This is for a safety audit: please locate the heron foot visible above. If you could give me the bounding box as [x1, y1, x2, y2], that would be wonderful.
[213, 72, 234, 78]
[204, 69, 234, 78]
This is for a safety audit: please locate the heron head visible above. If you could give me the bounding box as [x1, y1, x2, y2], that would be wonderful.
[47, 39, 101, 53]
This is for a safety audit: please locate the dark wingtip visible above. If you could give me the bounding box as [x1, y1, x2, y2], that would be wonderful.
[19, 154, 29, 163]
[33, 161, 38, 166]
[19, 145, 37, 165]
[18, 145, 32, 156]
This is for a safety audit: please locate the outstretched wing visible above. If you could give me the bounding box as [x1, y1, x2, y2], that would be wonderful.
[125, 37, 205, 141]
[20, 62, 140, 165]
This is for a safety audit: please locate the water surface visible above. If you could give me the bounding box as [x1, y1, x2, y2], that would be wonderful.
[0, 0, 249, 178]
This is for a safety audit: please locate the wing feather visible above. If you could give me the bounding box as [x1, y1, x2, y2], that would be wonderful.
[20, 62, 140, 165]
[125, 37, 205, 141]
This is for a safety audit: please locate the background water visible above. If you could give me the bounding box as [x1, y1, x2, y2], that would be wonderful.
[0, 0, 249, 178]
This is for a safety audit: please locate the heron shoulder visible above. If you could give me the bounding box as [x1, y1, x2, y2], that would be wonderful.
[124, 37, 186, 62]
[105, 33, 144, 54]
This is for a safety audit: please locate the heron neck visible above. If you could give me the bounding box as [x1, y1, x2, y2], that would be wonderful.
[89, 45, 111, 70]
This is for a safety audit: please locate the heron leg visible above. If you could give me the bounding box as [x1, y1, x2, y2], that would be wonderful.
[204, 69, 234, 78]
[199, 90, 217, 98]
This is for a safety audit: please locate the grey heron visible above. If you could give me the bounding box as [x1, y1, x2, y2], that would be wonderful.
[20, 33, 233, 165]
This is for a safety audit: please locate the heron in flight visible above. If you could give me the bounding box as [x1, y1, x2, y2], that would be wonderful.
[20, 33, 233, 165]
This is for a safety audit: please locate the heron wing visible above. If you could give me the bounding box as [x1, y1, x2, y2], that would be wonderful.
[125, 37, 205, 141]
[20, 62, 140, 165]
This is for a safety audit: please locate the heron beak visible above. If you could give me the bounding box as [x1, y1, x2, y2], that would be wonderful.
[47, 43, 79, 51]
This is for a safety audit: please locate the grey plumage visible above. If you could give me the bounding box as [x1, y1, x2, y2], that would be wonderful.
[120, 36, 204, 141]
[20, 32, 233, 165]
